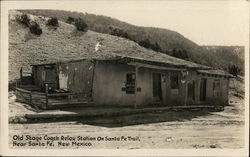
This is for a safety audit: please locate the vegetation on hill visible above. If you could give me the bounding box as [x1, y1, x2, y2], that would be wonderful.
[10, 11, 205, 82]
[202, 46, 244, 76]
[16, 13, 43, 36]
[74, 18, 88, 32]
[46, 17, 59, 27]
[16, 10, 244, 75]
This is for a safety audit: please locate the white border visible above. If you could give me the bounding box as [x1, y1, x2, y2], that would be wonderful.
[1, 1, 249, 156]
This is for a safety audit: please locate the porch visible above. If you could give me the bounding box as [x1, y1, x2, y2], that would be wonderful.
[15, 83, 93, 109]
[15, 67, 93, 109]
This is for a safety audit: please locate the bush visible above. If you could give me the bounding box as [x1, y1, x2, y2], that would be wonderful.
[151, 42, 161, 52]
[109, 27, 130, 39]
[46, 17, 59, 27]
[74, 18, 88, 32]
[66, 17, 75, 24]
[170, 48, 188, 59]
[29, 22, 42, 35]
[139, 39, 151, 48]
[122, 32, 129, 39]
[16, 14, 30, 27]
[228, 65, 240, 77]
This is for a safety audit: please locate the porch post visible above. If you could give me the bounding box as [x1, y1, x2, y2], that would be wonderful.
[20, 67, 23, 85]
[15, 79, 18, 88]
[134, 65, 139, 108]
[45, 83, 49, 109]
[184, 81, 188, 106]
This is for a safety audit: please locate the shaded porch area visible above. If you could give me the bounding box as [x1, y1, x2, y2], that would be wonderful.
[15, 84, 93, 109]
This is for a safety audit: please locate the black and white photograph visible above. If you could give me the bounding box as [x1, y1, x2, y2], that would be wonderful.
[1, 0, 249, 156]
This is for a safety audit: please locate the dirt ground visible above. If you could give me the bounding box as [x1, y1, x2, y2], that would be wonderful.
[8, 79, 245, 149]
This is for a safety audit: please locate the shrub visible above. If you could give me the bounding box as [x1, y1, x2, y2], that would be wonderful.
[122, 32, 130, 39]
[16, 14, 30, 27]
[228, 65, 240, 77]
[139, 39, 151, 48]
[151, 42, 161, 52]
[29, 22, 42, 35]
[74, 18, 88, 32]
[66, 17, 75, 24]
[46, 17, 59, 27]
[170, 48, 188, 59]
[109, 27, 130, 39]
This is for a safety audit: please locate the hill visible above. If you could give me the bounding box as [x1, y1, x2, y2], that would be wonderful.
[9, 10, 210, 82]
[9, 10, 244, 82]
[202, 46, 244, 75]
[18, 10, 244, 75]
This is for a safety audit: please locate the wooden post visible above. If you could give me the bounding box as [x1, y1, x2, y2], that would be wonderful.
[20, 67, 23, 85]
[16, 80, 18, 89]
[134, 65, 139, 109]
[184, 81, 188, 106]
[29, 92, 32, 105]
[45, 84, 48, 109]
[68, 93, 70, 105]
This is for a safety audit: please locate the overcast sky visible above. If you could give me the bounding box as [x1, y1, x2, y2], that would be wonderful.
[8, 0, 250, 46]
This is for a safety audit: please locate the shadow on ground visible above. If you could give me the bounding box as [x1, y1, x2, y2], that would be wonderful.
[75, 110, 211, 128]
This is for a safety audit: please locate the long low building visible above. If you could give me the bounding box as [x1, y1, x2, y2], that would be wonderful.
[11, 11, 233, 109]
[16, 51, 233, 109]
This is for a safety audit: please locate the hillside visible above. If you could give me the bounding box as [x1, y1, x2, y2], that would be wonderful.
[202, 46, 244, 75]
[9, 10, 244, 82]
[9, 11, 209, 82]
[18, 10, 244, 75]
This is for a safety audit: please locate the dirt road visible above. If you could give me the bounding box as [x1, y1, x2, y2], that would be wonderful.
[9, 95, 244, 149]
[8, 78, 245, 149]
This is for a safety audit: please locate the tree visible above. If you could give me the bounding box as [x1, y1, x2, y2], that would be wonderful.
[171, 48, 188, 59]
[228, 65, 240, 77]
[16, 14, 30, 27]
[66, 16, 75, 24]
[74, 18, 88, 32]
[151, 42, 161, 52]
[29, 22, 42, 35]
[47, 17, 59, 27]
[139, 39, 151, 48]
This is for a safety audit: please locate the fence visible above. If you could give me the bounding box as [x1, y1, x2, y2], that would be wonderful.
[16, 83, 92, 109]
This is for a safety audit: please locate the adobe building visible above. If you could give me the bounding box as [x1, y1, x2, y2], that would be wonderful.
[16, 52, 232, 109]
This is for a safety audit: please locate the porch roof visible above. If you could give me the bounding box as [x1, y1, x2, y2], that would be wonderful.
[197, 69, 234, 78]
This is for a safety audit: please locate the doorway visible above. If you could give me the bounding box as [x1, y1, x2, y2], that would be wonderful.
[200, 78, 207, 101]
[153, 73, 162, 100]
[188, 80, 195, 101]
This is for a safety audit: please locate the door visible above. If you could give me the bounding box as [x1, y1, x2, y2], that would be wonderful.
[200, 78, 207, 101]
[59, 71, 68, 90]
[187, 80, 195, 103]
[188, 80, 195, 100]
[153, 73, 162, 100]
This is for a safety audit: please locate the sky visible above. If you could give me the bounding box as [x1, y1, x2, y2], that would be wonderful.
[5, 0, 250, 46]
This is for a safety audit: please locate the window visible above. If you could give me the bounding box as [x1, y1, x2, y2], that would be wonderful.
[125, 73, 135, 94]
[170, 75, 179, 89]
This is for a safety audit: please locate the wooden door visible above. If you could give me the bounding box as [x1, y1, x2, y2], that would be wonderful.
[153, 73, 162, 100]
[188, 81, 195, 99]
[200, 78, 207, 101]
[58, 71, 68, 90]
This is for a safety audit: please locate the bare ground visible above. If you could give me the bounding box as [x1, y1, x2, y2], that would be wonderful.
[8, 79, 245, 149]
